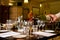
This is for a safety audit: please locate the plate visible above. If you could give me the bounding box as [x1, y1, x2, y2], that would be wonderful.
[0, 30, 9, 33]
[44, 30, 54, 33]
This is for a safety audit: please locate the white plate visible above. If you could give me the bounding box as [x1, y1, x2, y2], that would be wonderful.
[0, 30, 9, 33]
[12, 35, 27, 38]
[44, 30, 54, 32]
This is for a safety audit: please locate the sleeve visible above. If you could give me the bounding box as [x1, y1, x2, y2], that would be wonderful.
[55, 12, 60, 18]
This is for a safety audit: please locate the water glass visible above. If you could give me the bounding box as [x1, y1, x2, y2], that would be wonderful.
[32, 25, 38, 32]
[23, 26, 29, 35]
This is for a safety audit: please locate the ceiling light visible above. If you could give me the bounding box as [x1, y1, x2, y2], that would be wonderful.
[9, 0, 15, 2]
[24, 0, 28, 3]
[9, 3, 13, 6]
[40, 4, 42, 7]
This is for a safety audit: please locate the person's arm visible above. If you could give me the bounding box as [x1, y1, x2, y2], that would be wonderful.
[45, 14, 57, 23]
[55, 12, 60, 18]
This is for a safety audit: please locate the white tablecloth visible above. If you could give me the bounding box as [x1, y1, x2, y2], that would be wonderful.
[0, 31, 20, 38]
[32, 31, 56, 37]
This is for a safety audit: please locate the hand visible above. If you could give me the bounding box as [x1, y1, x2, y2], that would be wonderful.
[46, 14, 57, 23]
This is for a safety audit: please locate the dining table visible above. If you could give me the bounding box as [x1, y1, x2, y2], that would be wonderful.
[0, 29, 60, 40]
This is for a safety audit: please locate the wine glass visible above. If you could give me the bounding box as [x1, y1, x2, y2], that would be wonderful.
[41, 22, 45, 31]
[39, 24, 42, 31]
[6, 20, 13, 30]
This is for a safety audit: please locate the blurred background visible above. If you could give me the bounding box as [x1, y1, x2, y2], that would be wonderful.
[0, 0, 60, 23]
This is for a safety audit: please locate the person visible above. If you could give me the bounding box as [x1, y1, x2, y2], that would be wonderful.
[45, 12, 60, 23]
[45, 12, 60, 30]
[46, 14, 57, 23]
[55, 12, 60, 19]
[28, 11, 33, 21]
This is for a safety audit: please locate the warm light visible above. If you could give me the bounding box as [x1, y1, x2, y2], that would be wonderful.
[24, 0, 28, 3]
[9, 0, 15, 2]
[9, 3, 13, 6]
[40, 4, 42, 7]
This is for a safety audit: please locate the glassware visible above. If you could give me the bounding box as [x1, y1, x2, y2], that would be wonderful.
[37, 20, 40, 25]
[23, 26, 29, 35]
[41, 21, 45, 31]
[42, 23, 45, 31]
[32, 25, 38, 32]
[32, 25, 35, 32]
[42, 23, 45, 28]
[6, 20, 13, 31]
[35, 25, 38, 31]
[26, 26, 30, 35]
[0, 23, 2, 30]
[39, 24, 42, 31]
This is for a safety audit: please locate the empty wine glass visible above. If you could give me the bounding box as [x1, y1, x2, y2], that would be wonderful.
[42, 23, 45, 28]
[39, 24, 42, 31]
[35, 25, 38, 31]
[37, 20, 40, 25]
[41, 22, 45, 31]
[32, 25, 38, 32]
[6, 20, 13, 30]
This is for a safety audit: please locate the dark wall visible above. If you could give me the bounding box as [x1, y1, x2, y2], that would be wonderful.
[0, 5, 10, 23]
